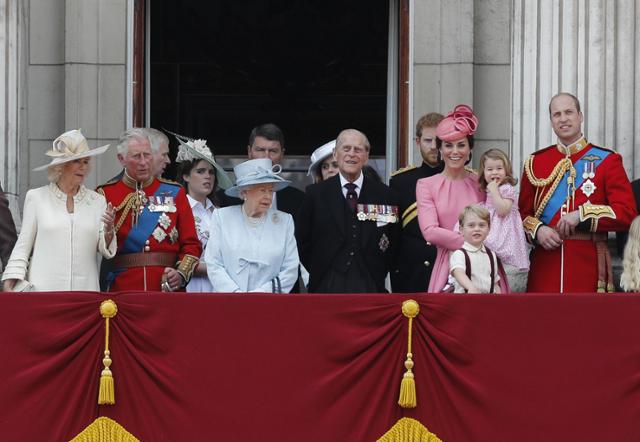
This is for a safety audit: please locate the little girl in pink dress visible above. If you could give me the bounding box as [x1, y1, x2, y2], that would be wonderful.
[478, 149, 529, 291]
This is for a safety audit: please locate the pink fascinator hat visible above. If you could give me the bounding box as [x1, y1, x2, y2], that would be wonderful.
[436, 104, 478, 142]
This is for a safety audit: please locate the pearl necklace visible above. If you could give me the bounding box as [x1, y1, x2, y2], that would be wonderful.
[241, 205, 266, 228]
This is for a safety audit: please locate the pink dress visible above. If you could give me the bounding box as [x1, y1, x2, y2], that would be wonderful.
[416, 173, 484, 292]
[482, 184, 529, 270]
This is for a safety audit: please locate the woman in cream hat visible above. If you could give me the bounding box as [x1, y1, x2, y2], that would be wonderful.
[174, 135, 232, 292]
[204, 158, 300, 293]
[2, 129, 117, 291]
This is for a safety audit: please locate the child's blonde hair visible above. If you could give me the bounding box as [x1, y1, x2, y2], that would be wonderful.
[458, 204, 491, 228]
[478, 148, 518, 192]
[620, 216, 640, 292]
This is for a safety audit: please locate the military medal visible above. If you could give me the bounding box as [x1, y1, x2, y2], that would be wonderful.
[152, 226, 167, 242]
[582, 162, 595, 180]
[581, 179, 596, 197]
[169, 227, 179, 244]
[378, 233, 389, 252]
[158, 212, 171, 230]
[356, 204, 399, 223]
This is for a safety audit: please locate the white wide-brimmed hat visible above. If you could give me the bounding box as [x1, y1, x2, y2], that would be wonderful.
[307, 140, 336, 176]
[225, 158, 291, 198]
[174, 136, 234, 189]
[33, 129, 110, 171]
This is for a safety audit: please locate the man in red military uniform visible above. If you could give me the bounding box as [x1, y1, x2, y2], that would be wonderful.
[98, 128, 201, 291]
[519, 93, 636, 293]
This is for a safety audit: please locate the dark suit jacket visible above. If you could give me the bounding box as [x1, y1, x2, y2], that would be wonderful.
[217, 185, 305, 221]
[388, 162, 443, 292]
[296, 174, 399, 292]
[0, 184, 17, 270]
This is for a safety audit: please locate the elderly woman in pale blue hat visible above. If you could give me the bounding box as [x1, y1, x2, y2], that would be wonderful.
[174, 135, 233, 293]
[3, 129, 116, 292]
[204, 158, 300, 293]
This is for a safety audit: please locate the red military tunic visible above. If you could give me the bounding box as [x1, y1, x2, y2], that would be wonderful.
[518, 138, 636, 292]
[97, 174, 201, 291]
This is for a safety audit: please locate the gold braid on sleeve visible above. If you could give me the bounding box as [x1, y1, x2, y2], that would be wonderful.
[176, 254, 199, 286]
[579, 204, 616, 232]
[523, 216, 543, 242]
[524, 155, 576, 219]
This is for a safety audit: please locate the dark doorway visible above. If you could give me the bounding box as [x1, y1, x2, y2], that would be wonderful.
[149, 0, 390, 166]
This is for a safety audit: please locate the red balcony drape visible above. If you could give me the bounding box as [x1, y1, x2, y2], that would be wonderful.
[1, 293, 639, 441]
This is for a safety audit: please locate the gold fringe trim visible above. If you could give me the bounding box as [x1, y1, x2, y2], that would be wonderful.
[70, 417, 140, 442]
[398, 300, 419, 408]
[377, 417, 443, 442]
[98, 300, 118, 405]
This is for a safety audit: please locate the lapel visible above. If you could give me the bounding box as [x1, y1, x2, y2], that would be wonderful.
[326, 174, 347, 237]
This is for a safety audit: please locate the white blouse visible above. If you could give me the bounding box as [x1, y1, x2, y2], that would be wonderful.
[2, 183, 116, 291]
[186, 194, 215, 293]
[204, 206, 299, 293]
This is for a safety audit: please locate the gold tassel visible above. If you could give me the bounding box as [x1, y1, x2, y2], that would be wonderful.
[70, 417, 140, 442]
[398, 299, 419, 409]
[98, 299, 118, 405]
[377, 417, 442, 442]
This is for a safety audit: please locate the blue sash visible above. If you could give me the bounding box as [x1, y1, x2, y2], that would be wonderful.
[107, 183, 180, 288]
[540, 146, 610, 224]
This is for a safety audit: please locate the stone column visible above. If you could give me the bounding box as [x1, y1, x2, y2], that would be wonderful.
[411, 0, 474, 166]
[511, 0, 640, 179]
[0, 0, 27, 223]
[64, 0, 127, 188]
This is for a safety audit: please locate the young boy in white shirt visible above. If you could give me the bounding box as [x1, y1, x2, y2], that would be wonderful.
[449, 205, 501, 293]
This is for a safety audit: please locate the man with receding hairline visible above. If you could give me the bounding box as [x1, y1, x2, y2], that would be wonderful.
[296, 129, 399, 293]
[518, 92, 636, 293]
[218, 123, 305, 219]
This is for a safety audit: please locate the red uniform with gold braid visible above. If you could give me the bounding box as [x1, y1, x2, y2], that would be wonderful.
[518, 138, 636, 293]
[97, 173, 201, 291]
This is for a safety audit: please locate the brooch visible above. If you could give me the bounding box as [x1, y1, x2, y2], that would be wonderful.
[379, 233, 390, 252]
[152, 226, 167, 243]
[581, 179, 597, 198]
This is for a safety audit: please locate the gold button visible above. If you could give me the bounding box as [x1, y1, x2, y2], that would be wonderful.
[426, 241, 431, 246]
[145, 240, 150, 245]
[144, 246, 150, 252]
[424, 261, 430, 267]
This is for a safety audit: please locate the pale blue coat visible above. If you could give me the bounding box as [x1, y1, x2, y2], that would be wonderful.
[204, 206, 299, 293]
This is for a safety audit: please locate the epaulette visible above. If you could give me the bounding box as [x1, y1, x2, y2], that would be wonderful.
[158, 177, 182, 187]
[589, 145, 616, 155]
[95, 178, 120, 192]
[390, 165, 416, 177]
[531, 145, 556, 156]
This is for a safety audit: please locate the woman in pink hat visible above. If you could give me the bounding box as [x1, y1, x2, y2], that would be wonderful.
[416, 105, 493, 292]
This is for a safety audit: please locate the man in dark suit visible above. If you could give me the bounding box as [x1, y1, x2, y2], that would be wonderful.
[0, 183, 17, 275]
[218, 123, 305, 218]
[296, 129, 399, 293]
[389, 112, 444, 292]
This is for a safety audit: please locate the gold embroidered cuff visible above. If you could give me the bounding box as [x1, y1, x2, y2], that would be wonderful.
[176, 254, 199, 286]
[523, 216, 543, 242]
[579, 204, 616, 223]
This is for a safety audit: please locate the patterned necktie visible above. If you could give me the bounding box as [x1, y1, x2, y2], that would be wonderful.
[344, 183, 358, 211]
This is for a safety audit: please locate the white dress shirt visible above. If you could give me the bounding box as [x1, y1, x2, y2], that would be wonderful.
[186, 194, 215, 293]
[339, 172, 364, 198]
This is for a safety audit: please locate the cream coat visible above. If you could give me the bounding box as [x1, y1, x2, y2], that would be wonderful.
[2, 184, 116, 291]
